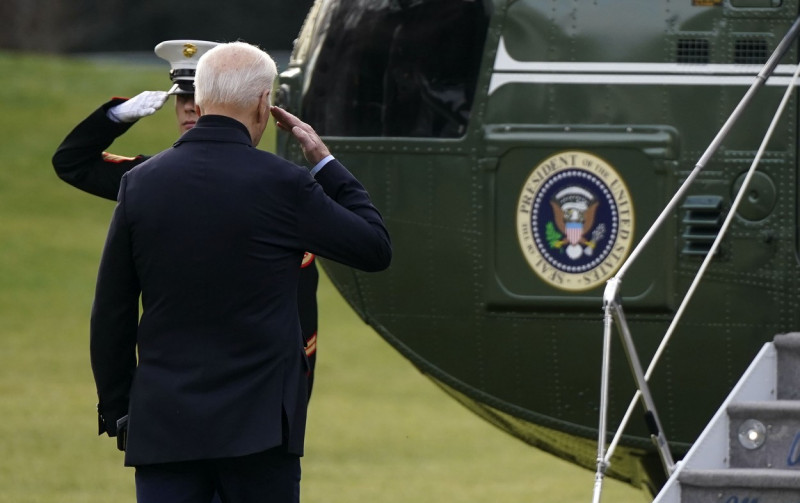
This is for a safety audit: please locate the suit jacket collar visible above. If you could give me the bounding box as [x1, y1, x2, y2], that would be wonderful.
[174, 115, 253, 147]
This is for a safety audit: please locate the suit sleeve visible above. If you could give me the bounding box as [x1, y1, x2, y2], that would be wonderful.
[90, 174, 140, 436]
[52, 99, 146, 201]
[297, 159, 392, 272]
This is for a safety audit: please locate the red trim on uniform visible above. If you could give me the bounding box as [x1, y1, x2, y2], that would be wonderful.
[304, 332, 317, 357]
[301, 252, 316, 268]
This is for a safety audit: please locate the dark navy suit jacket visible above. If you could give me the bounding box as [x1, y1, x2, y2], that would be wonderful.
[89, 114, 391, 466]
[53, 99, 322, 396]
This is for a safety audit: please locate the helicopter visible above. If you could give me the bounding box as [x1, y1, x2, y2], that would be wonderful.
[274, 0, 800, 496]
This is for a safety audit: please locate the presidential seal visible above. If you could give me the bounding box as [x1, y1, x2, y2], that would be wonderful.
[516, 152, 634, 291]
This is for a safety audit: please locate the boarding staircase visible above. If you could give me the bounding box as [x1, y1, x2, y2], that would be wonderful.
[652, 332, 800, 503]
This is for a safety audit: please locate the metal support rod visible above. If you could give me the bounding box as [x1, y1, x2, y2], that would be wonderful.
[613, 14, 800, 281]
[590, 15, 800, 500]
[603, 53, 800, 469]
[591, 278, 619, 503]
[644, 56, 800, 384]
[593, 279, 675, 502]
[612, 302, 675, 474]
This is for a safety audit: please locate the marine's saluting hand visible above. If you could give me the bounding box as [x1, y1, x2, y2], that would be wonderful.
[271, 106, 331, 165]
[107, 90, 169, 123]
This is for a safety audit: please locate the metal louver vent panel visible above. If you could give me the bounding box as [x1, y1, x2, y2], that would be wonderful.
[677, 39, 710, 63]
[681, 195, 724, 256]
[734, 39, 769, 64]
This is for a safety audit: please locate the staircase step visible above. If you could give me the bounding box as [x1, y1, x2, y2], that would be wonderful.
[679, 468, 800, 503]
[774, 332, 800, 400]
[727, 401, 800, 469]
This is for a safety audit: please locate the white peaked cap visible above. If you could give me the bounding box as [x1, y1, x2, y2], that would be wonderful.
[154, 40, 219, 95]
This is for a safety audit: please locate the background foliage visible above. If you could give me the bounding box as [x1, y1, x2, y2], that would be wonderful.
[0, 52, 644, 502]
[0, 0, 314, 52]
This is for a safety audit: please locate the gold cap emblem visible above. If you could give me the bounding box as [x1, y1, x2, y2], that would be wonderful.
[182, 43, 197, 58]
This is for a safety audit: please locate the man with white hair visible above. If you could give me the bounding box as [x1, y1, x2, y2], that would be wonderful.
[53, 39, 319, 399]
[53, 41, 323, 400]
[89, 41, 392, 503]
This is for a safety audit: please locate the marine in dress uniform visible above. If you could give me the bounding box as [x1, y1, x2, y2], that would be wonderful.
[52, 40, 321, 397]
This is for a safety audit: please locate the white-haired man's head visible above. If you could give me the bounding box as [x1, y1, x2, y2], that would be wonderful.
[193, 41, 278, 146]
[194, 41, 277, 111]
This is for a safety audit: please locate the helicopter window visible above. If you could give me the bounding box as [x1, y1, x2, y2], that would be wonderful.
[300, 0, 489, 138]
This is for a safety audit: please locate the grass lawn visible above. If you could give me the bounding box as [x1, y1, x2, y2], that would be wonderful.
[0, 51, 645, 502]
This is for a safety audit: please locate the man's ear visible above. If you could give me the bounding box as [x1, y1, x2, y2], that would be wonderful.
[257, 90, 271, 123]
[195, 104, 203, 117]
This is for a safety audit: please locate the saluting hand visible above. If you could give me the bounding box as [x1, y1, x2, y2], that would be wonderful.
[108, 90, 169, 123]
[271, 106, 331, 165]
